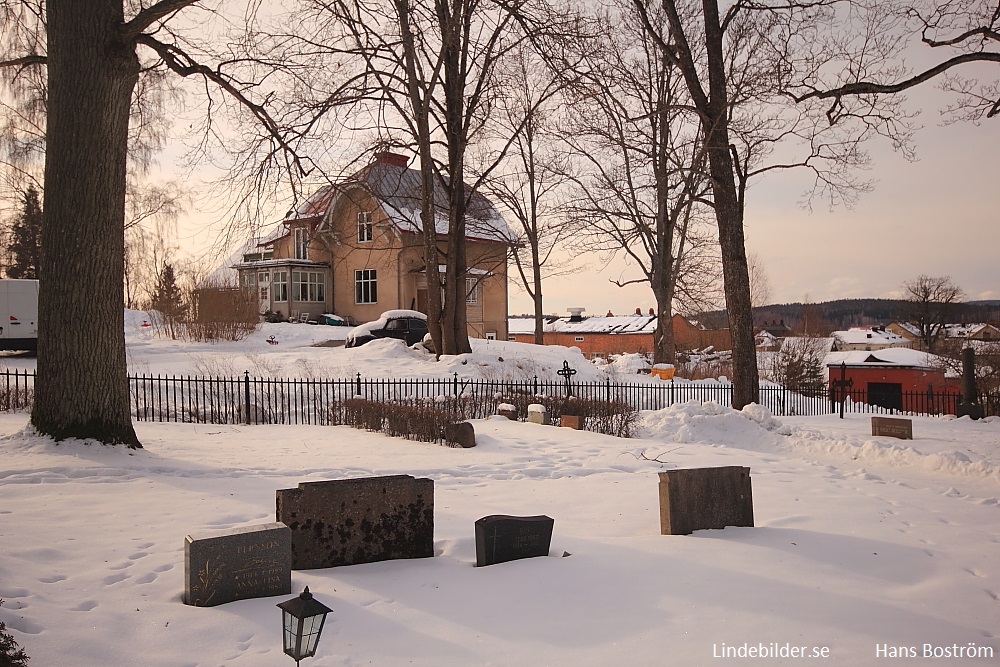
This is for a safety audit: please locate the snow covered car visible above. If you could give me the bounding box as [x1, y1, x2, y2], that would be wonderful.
[344, 310, 429, 348]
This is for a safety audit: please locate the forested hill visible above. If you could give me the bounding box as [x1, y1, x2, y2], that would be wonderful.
[699, 299, 1000, 333]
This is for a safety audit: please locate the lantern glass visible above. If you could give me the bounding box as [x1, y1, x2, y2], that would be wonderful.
[277, 587, 333, 662]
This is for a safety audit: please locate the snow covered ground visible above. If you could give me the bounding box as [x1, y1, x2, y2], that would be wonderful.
[1, 315, 998, 665]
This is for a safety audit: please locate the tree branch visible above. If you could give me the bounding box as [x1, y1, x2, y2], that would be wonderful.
[0, 54, 46, 69]
[121, 0, 201, 40]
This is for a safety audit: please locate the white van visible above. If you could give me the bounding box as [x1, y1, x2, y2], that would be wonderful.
[0, 279, 39, 351]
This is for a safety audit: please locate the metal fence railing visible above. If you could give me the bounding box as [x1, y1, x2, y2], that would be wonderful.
[0, 369, 994, 425]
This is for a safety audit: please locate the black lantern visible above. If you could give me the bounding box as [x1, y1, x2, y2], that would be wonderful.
[277, 587, 333, 665]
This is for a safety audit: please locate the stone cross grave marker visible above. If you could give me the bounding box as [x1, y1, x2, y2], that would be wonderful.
[276, 475, 434, 569]
[184, 522, 291, 607]
[871, 416, 913, 440]
[658, 467, 754, 535]
[475, 515, 554, 567]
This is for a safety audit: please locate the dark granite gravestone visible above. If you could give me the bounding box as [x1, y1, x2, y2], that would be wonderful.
[184, 522, 291, 607]
[475, 515, 554, 567]
[871, 416, 913, 440]
[658, 467, 754, 535]
[444, 421, 477, 448]
[276, 475, 434, 570]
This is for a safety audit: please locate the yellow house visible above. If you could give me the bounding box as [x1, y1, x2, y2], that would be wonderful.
[233, 152, 511, 340]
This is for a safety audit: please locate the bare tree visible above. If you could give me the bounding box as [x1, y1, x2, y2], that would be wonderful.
[555, 0, 721, 365]
[0, 1, 291, 446]
[476, 48, 576, 345]
[901, 274, 965, 352]
[747, 251, 772, 309]
[631, 0, 898, 408]
[791, 1, 1000, 123]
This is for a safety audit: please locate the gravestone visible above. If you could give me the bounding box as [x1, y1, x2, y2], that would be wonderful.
[497, 403, 517, 420]
[444, 421, 476, 448]
[658, 467, 754, 535]
[276, 475, 434, 569]
[527, 404, 549, 425]
[184, 522, 291, 607]
[560, 414, 583, 430]
[870, 416, 913, 440]
[475, 515, 554, 567]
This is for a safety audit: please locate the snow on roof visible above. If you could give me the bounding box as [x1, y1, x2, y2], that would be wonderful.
[285, 155, 516, 244]
[832, 327, 910, 345]
[508, 315, 658, 335]
[824, 347, 940, 369]
[203, 223, 286, 285]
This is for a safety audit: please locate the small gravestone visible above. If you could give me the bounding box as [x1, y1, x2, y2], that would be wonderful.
[475, 515, 554, 567]
[527, 404, 549, 425]
[497, 403, 517, 420]
[871, 416, 913, 440]
[560, 415, 583, 430]
[658, 467, 754, 535]
[445, 421, 476, 448]
[184, 522, 291, 607]
[276, 475, 434, 569]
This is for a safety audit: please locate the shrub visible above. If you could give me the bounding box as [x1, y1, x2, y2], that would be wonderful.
[0, 600, 30, 667]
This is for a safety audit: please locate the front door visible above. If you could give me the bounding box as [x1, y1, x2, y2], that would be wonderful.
[258, 272, 270, 313]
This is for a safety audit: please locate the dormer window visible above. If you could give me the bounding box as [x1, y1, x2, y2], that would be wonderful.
[294, 227, 308, 260]
[358, 211, 373, 242]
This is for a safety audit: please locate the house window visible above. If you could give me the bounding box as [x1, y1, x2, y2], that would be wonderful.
[466, 277, 479, 304]
[272, 271, 288, 302]
[292, 271, 325, 302]
[574, 336, 585, 342]
[358, 211, 373, 242]
[485, 331, 496, 340]
[355, 269, 377, 304]
[241, 272, 255, 289]
[294, 227, 308, 260]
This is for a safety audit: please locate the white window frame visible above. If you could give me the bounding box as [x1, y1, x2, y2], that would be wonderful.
[272, 271, 289, 302]
[465, 277, 479, 304]
[292, 271, 325, 302]
[355, 269, 377, 304]
[294, 227, 308, 260]
[357, 211, 373, 243]
[574, 336, 585, 342]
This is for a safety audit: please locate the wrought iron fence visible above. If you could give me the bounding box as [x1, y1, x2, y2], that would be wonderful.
[0, 369, 993, 424]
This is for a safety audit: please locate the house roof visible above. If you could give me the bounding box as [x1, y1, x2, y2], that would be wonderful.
[832, 327, 910, 346]
[824, 348, 940, 370]
[508, 314, 660, 335]
[284, 153, 515, 244]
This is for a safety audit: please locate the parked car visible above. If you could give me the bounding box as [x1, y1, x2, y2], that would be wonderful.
[345, 310, 429, 348]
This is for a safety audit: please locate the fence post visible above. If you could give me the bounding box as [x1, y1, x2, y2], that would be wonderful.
[533, 375, 538, 394]
[453, 372, 459, 397]
[244, 370, 252, 425]
[356, 372, 362, 397]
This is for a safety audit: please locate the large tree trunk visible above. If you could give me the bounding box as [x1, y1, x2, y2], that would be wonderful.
[33, 0, 141, 447]
[702, 0, 759, 409]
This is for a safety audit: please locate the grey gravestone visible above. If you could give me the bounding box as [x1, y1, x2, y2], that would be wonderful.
[526, 404, 549, 425]
[184, 522, 291, 607]
[871, 416, 913, 439]
[276, 475, 434, 569]
[658, 467, 754, 535]
[475, 515, 554, 567]
[444, 421, 477, 448]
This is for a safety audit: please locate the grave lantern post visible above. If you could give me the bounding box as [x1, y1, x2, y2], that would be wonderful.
[277, 587, 333, 665]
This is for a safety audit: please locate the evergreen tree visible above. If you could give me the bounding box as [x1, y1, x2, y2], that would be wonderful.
[7, 186, 42, 280]
[151, 263, 184, 318]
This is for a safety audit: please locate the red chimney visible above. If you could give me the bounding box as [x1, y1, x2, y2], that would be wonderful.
[648, 307, 654, 315]
[375, 152, 409, 168]
[635, 307, 641, 315]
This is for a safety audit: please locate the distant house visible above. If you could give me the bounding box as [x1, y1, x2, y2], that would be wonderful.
[885, 321, 1000, 351]
[825, 348, 959, 412]
[230, 152, 512, 339]
[507, 310, 731, 359]
[832, 327, 912, 351]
